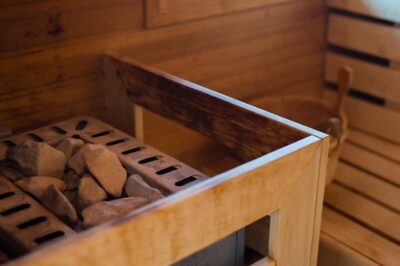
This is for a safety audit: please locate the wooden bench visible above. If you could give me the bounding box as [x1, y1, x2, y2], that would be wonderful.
[319, 1, 400, 265]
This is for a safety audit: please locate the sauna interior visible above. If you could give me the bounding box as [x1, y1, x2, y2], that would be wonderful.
[0, 0, 399, 265]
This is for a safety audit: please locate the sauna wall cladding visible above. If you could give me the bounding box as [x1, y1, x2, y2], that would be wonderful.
[0, 0, 326, 161]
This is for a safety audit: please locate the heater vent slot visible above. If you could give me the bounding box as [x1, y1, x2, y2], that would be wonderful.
[34, 231, 65, 244]
[50, 127, 67, 135]
[1, 204, 30, 216]
[175, 176, 197, 187]
[138, 156, 161, 164]
[122, 147, 145, 155]
[27, 133, 43, 142]
[106, 138, 128, 146]
[75, 120, 88, 131]
[156, 166, 179, 175]
[91, 130, 113, 138]
[17, 216, 47, 230]
[0, 191, 15, 200]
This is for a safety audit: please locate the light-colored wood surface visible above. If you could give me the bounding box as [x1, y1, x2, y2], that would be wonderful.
[321, 208, 400, 265]
[327, 0, 400, 23]
[325, 183, 400, 242]
[321, 4, 400, 265]
[5, 57, 330, 265]
[10, 137, 325, 266]
[325, 52, 400, 103]
[324, 90, 400, 144]
[347, 129, 400, 163]
[341, 142, 400, 186]
[318, 232, 379, 266]
[99, 57, 328, 266]
[250, 256, 277, 266]
[335, 162, 400, 212]
[328, 13, 400, 61]
[146, 0, 294, 27]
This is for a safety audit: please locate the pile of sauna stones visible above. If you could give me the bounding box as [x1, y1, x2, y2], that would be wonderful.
[0, 139, 164, 230]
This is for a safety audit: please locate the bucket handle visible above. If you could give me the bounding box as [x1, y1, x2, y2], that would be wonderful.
[330, 66, 353, 153]
[334, 66, 353, 115]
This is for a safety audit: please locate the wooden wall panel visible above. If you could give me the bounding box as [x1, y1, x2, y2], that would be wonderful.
[0, 0, 326, 157]
[327, 0, 400, 23]
[145, 0, 294, 27]
[328, 14, 400, 61]
[325, 52, 400, 102]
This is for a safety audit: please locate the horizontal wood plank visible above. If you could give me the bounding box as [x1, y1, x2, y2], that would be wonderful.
[146, 0, 294, 28]
[325, 52, 400, 102]
[318, 232, 379, 266]
[325, 183, 400, 242]
[335, 162, 400, 212]
[12, 137, 323, 266]
[0, 0, 143, 56]
[347, 129, 400, 163]
[105, 55, 313, 161]
[0, 76, 105, 131]
[324, 90, 400, 143]
[328, 14, 400, 61]
[321, 207, 400, 265]
[340, 142, 400, 186]
[327, 0, 400, 23]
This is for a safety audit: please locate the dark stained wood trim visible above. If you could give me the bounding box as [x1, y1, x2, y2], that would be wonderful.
[104, 55, 321, 161]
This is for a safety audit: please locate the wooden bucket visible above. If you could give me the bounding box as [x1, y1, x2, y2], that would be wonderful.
[253, 67, 353, 185]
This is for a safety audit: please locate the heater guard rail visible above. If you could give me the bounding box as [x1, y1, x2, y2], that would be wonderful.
[8, 54, 329, 266]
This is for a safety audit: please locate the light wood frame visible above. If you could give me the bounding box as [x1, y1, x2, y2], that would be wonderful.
[7, 55, 328, 266]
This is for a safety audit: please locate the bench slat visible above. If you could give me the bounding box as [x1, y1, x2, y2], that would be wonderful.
[347, 129, 400, 163]
[335, 162, 400, 212]
[325, 183, 400, 242]
[321, 207, 400, 265]
[341, 142, 400, 186]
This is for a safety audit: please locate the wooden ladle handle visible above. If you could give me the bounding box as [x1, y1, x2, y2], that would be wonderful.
[335, 66, 353, 114]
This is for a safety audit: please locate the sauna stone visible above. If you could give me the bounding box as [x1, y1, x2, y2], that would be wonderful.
[125, 174, 164, 202]
[56, 138, 84, 162]
[67, 145, 88, 176]
[41, 185, 78, 227]
[15, 176, 66, 199]
[82, 197, 148, 228]
[6, 140, 65, 178]
[84, 144, 127, 197]
[63, 170, 80, 190]
[78, 174, 107, 210]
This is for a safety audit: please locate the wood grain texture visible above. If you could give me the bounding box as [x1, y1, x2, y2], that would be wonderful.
[327, 0, 400, 23]
[341, 142, 400, 186]
[325, 183, 400, 242]
[326, 52, 400, 103]
[0, 0, 325, 133]
[347, 128, 400, 163]
[324, 90, 400, 144]
[146, 0, 294, 27]
[318, 232, 379, 266]
[328, 14, 400, 61]
[321, 207, 400, 265]
[335, 162, 400, 212]
[9, 137, 326, 266]
[105, 55, 313, 161]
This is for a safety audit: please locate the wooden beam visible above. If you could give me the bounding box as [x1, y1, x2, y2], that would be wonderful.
[104, 55, 315, 161]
